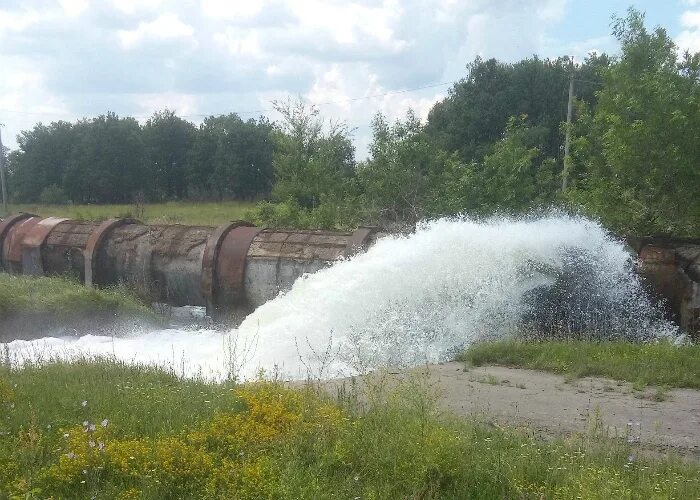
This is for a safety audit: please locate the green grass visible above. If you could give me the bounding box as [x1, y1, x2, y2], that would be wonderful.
[7, 200, 255, 226]
[460, 340, 700, 389]
[0, 274, 160, 338]
[0, 360, 239, 439]
[0, 361, 698, 499]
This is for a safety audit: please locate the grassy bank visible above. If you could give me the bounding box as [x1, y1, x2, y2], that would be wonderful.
[6, 200, 255, 226]
[0, 360, 698, 499]
[460, 340, 700, 389]
[0, 275, 160, 339]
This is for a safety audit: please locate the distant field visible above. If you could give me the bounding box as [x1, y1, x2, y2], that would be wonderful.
[6, 200, 256, 226]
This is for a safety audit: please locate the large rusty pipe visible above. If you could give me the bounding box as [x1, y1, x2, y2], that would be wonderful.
[0, 214, 379, 322]
[4, 213, 695, 335]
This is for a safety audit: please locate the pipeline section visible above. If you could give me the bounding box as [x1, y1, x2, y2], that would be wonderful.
[0, 214, 378, 321]
[1, 213, 698, 335]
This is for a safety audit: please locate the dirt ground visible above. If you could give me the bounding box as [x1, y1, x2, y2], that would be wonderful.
[324, 363, 700, 459]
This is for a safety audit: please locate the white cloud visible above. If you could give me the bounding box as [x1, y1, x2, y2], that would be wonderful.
[0, 7, 41, 34]
[112, 0, 164, 15]
[201, 0, 266, 21]
[118, 14, 195, 49]
[59, 0, 90, 16]
[286, 0, 405, 49]
[214, 28, 263, 57]
[0, 0, 614, 157]
[677, 8, 700, 54]
[681, 10, 700, 27]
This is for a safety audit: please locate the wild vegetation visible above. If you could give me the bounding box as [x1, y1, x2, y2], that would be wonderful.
[8, 200, 254, 226]
[3, 10, 698, 236]
[461, 340, 700, 389]
[0, 360, 699, 499]
[0, 275, 160, 339]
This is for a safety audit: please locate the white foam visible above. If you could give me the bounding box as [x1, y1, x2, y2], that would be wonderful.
[2, 215, 676, 381]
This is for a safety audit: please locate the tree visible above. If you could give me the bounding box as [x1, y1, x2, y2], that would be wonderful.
[211, 115, 274, 200]
[185, 114, 274, 200]
[437, 116, 557, 215]
[426, 56, 607, 164]
[62, 113, 147, 203]
[271, 98, 354, 209]
[8, 121, 76, 202]
[359, 111, 446, 225]
[568, 8, 700, 235]
[143, 110, 196, 200]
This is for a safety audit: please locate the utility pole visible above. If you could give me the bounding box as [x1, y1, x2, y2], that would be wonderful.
[561, 56, 575, 192]
[0, 124, 7, 215]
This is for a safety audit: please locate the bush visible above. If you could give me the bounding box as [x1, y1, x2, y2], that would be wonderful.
[38, 185, 68, 205]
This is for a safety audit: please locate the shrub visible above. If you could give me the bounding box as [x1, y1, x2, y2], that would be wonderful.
[38, 185, 68, 205]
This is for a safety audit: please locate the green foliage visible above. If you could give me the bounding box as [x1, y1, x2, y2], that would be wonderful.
[6, 111, 274, 205]
[567, 8, 700, 236]
[247, 99, 358, 229]
[436, 116, 558, 215]
[7, 121, 76, 203]
[426, 55, 607, 163]
[143, 109, 196, 200]
[186, 114, 274, 200]
[359, 111, 448, 225]
[4, 10, 700, 236]
[62, 113, 147, 203]
[271, 98, 355, 209]
[460, 340, 700, 389]
[0, 274, 160, 337]
[38, 185, 68, 205]
[1, 363, 698, 498]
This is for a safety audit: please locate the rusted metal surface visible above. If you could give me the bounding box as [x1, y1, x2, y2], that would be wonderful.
[248, 229, 352, 261]
[343, 226, 377, 258]
[636, 240, 700, 339]
[201, 221, 255, 313]
[0, 213, 35, 271]
[84, 218, 137, 287]
[99, 224, 211, 307]
[43, 221, 100, 279]
[20, 217, 72, 276]
[3, 217, 41, 273]
[212, 225, 263, 318]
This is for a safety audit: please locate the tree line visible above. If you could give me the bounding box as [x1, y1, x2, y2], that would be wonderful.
[5, 9, 700, 236]
[7, 111, 274, 204]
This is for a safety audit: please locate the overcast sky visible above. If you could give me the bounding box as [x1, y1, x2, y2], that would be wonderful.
[1, 0, 699, 157]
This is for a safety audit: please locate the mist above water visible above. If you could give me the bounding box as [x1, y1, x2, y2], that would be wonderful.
[3, 215, 677, 381]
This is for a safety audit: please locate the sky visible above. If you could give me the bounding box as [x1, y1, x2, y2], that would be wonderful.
[1, 0, 699, 158]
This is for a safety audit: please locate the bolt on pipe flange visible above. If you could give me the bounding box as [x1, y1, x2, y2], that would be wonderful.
[84, 218, 139, 287]
[0, 213, 36, 271]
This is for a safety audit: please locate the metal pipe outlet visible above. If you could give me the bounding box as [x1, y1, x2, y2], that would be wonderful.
[0, 213, 378, 322]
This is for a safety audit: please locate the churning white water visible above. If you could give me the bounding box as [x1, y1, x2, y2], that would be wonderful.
[3, 215, 677, 381]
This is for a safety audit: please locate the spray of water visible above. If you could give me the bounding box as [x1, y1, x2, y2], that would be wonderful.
[2, 215, 676, 380]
